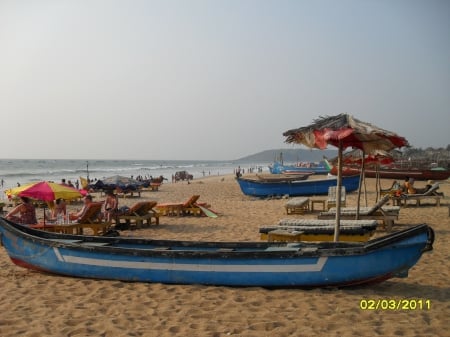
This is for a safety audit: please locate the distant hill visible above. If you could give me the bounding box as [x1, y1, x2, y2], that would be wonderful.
[234, 148, 338, 163]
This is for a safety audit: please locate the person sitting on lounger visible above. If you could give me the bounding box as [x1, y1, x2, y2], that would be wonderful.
[69, 194, 93, 221]
[5, 196, 37, 225]
[405, 178, 416, 194]
[52, 198, 67, 222]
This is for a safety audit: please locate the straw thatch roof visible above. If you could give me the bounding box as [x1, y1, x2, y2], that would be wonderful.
[283, 113, 409, 153]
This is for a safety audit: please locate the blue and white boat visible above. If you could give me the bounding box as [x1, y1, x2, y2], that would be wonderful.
[269, 161, 331, 175]
[236, 174, 360, 197]
[0, 218, 434, 288]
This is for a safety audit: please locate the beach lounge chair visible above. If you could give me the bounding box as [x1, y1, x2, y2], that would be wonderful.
[318, 194, 400, 231]
[69, 202, 113, 235]
[259, 219, 378, 242]
[116, 201, 159, 229]
[380, 180, 403, 197]
[156, 195, 211, 216]
[394, 183, 443, 207]
[284, 197, 310, 214]
[31, 202, 111, 235]
[326, 186, 346, 210]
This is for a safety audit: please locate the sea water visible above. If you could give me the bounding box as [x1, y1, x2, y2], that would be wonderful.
[0, 158, 268, 195]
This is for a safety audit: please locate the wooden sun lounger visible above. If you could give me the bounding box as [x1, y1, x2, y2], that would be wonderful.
[156, 195, 211, 216]
[116, 201, 159, 229]
[326, 186, 346, 210]
[260, 219, 378, 242]
[318, 195, 399, 231]
[392, 183, 443, 207]
[31, 202, 112, 235]
[284, 197, 310, 214]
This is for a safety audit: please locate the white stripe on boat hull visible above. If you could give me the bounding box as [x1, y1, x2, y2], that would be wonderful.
[54, 248, 327, 273]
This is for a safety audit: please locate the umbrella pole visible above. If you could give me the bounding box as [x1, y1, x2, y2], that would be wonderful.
[356, 150, 365, 220]
[334, 142, 343, 242]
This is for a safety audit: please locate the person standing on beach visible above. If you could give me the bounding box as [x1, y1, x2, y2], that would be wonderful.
[103, 190, 118, 222]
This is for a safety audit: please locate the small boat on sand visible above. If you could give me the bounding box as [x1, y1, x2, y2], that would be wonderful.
[330, 166, 450, 181]
[244, 173, 313, 183]
[269, 161, 331, 175]
[0, 218, 434, 288]
[236, 174, 360, 197]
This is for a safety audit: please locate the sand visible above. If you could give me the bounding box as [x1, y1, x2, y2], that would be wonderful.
[1, 174, 449, 337]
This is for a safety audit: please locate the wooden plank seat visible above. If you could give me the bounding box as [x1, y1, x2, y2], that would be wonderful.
[284, 197, 310, 214]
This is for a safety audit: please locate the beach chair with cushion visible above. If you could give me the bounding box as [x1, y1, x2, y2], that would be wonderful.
[326, 186, 346, 210]
[380, 180, 403, 197]
[259, 219, 378, 242]
[318, 194, 400, 231]
[284, 197, 310, 214]
[156, 195, 211, 216]
[116, 201, 159, 229]
[394, 183, 443, 207]
[70, 202, 113, 235]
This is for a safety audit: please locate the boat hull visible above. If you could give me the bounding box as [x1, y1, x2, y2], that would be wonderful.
[0, 219, 434, 288]
[236, 174, 360, 197]
[331, 166, 450, 181]
[269, 161, 330, 175]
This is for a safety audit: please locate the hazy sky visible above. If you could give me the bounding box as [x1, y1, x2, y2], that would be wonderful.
[1, 0, 449, 161]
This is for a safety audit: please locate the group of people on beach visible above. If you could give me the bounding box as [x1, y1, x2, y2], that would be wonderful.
[5, 188, 119, 226]
[390, 177, 434, 196]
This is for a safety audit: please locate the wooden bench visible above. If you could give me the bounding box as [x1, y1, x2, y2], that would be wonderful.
[117, 212, 160, 229]
[284, 197, 310, 214]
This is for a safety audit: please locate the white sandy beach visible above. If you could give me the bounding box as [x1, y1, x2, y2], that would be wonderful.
[1, 174, 449, 337]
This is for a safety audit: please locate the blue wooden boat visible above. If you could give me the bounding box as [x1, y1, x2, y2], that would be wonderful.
[0, 218, 434, 287]
[236, 174, 360, 197]
[269, 161, 331, 175]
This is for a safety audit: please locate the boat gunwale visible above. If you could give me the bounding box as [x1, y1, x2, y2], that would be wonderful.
[0, 218, 433, 259]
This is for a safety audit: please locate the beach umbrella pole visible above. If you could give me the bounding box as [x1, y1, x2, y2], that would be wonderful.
[334, 142, 343, 242]
[356, 150, 365, 220]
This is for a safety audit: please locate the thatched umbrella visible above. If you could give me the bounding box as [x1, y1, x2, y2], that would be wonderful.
[283, 113, 408, 241]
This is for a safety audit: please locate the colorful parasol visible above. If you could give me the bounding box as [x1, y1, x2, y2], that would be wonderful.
[6, 181, 83, 201]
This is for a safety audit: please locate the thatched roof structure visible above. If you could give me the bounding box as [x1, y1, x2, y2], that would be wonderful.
[283, 113, 409, 153]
